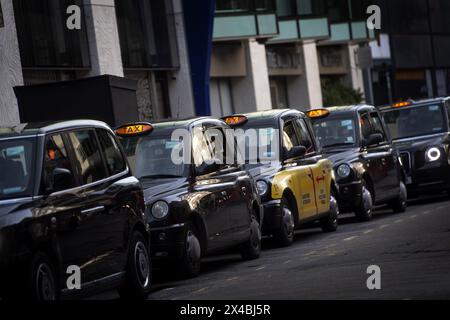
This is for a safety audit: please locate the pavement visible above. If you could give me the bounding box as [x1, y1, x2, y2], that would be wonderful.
[93, 194, 450, 300]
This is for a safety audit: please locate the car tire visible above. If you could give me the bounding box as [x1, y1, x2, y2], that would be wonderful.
[240, 213, 261, 260]
[273, 198, 295, 247]
[354, 180, 373, 221]
[119, 231, 151, 299]
[178, 223, 202, 278]
[29, 252, 59, 301]
[321, 192, 339, 232]
[391, 181, 407, 213]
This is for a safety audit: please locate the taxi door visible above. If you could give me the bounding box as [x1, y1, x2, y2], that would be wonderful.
[278, 118, 317, 220]
[294, 118, 331, 215]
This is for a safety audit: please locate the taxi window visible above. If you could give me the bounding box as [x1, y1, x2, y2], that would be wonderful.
[0, 138, 35, 200]
[282, 120, 300, 151]
[97, 129, 126, 176]
[370, 112, 387, 142]
[42, 134, 75, 192]
[295, 118, 315, 153]
[360, 113, 373, 140]
[68, 130, 108, 185]
[193, 127, 227, 169]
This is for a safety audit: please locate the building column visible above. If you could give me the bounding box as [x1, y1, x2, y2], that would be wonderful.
[345, 43, 365, 99]
[232, 38, 272, 113]
[83, 0, 123, 77]
[0, 0, 23, 125]
[167, 0, 195, 118]
[287, 41, 323, 111]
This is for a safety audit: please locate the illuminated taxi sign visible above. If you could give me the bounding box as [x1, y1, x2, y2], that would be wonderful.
[222, 115, 248, 126]
[306, 109, 330, 119]
[392, 101, 412, 108]
[115, 123, 153, 137]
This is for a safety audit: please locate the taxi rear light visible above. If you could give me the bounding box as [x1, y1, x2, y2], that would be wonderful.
[305, 109, 330, 119]
[392, 101, 412, 108]
[222, 115, 248, 126]
[115, 122, 153, 137]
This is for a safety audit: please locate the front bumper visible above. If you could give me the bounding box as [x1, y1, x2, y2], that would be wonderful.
[261, 199, 283, 235]
[150, 223, 187, 261]
[405, 163, 450, 195]
[337, 180, 363, 212]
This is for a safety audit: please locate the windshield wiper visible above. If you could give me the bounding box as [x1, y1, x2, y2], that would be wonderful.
[139, 174, 184, 179]
[322, 142, 354, 148]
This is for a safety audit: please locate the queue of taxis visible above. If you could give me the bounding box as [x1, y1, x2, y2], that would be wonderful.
[222, 110, 339, 247]
[379, 98, 450, 197]
[306, 106, 407, 221]
[115, 119, 263, 278]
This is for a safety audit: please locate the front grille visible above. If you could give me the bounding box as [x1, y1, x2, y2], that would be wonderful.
[400, 152, 411, 175]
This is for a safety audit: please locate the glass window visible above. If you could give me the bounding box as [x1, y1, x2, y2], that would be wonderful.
[370, 112, 387, 142]
[388, 0, 429, 34]
[326, 0, 350, 23]
[312, 117, 357, 149]
[42, 134, 75, 192]
[360, 113, 373, 140]
[97, 129, 126, 176]
[216, 0, 250, 12]
[297, 0, 326, 16]
[282, 120, 300, 151]
[68, 130, 107, 185]
[295, 118, 315, 153]
[0, 138, 35, 200]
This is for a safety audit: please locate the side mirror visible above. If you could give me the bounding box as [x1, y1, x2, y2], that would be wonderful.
[195, 159, 221, 176]
[50, 168, 73, 193]
[283, 146, 307, 161]
[363, 133, 384, 147]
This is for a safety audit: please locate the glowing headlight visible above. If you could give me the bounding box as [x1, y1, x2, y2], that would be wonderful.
[426, 147, 441, 162]
[151, 201, 169, 219]
[336, 164, 352, 178]
[256, 180, 268, 196]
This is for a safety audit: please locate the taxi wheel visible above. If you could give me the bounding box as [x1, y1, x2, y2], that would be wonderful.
[178, 223, 202, 278]
[240, 213, 261, 260]
[391, 181, 407, 213]
[119, 232, 152, 299]
[273, 198, 295, 247]
[321, 193, 339, 232]
[29, 252, 59, 301]
[355, 180, 373, 222]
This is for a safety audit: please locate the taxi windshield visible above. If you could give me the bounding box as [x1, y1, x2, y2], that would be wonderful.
[118, 132, 188, 179]
[237, 121, 279, 164]
[312, 117, 357, 149]
[0, 138, 35, 200]
[382, 104, 446, 140]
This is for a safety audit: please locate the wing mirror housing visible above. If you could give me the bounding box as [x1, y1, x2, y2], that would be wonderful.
[363, 133, 384, 147]
[48, 168, 73, 193]
[283, 146, 307, 162]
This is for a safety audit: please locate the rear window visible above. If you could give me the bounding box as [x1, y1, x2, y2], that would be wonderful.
[0, 138, 36, 200]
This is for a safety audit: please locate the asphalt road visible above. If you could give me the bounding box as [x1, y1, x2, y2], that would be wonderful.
[94, 195, 450, 300]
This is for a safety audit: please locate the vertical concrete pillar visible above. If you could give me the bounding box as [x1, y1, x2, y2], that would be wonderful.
[167, 0, 195, 118]
[287, 41, 323, 111]
[0, 0, 23, 125]
[345, 43, 365, 99]
[232, 39, 272, 113]
[83, 0, 123, 77]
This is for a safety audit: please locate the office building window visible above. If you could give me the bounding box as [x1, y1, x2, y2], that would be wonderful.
[326, 0, 349, 23]
[13, 0, 90, 68]
[388, 0, 429, 34]
[210, 78, 234, 117]
[429, 0, 450, 34]
[115, 0, 179, 69]
[216, 0, 250, 12]
[297, 0, 326, 17]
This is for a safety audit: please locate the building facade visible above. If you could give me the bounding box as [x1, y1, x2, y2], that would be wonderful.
[0, 0, 196, 126]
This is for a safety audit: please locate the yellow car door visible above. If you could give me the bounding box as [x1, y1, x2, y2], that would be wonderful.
[310, 158, 333, 215]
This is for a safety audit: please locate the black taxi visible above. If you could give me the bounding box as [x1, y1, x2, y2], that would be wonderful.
[307, 105, 407, 221]
[115, 118, 262, 278]
[223, 109, 339, 247]
[379, 98, 450, 197]
[0, 120, 151, 300]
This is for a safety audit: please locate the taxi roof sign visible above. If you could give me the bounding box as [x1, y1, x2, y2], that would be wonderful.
[115, 122, 153, 137]
[222, 115, 248, 126]
[305, 109, 330, 119]
[392, 101, 412, 108]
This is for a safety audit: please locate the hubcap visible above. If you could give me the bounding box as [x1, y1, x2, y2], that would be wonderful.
[250, 217, 261, 249]
[36, 263, 55, 300]
[186, 230, 201, 266]
[362, 186, 373, 216]
[134, 241, 150, 288]
[282, 205, 295, 238]
[329, 195, 339, 224]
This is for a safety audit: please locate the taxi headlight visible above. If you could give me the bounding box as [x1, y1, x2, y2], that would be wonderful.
[336, 164, 352, 179]
[256, 180, 268, 196]
[426, 147, 441, 162]
[151, 201, 169, 219]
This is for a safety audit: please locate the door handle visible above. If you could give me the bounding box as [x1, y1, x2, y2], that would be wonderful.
[381, 158, 387, 165]
[221, 191, 228, 197]
[81, 206, 105, 215]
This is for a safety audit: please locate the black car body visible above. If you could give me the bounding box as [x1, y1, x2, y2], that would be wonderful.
[223, 109, 340, 247]
[379, 98, 450, 196]
[308, 105, 407, 221]
[116, 118, 262, 278]
[0, 120, 151, 300]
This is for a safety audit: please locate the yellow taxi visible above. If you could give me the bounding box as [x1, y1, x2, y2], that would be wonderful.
[223, 109, 339, 247]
